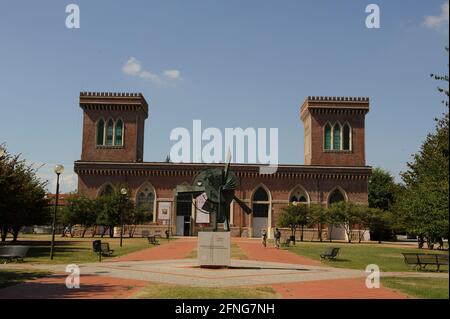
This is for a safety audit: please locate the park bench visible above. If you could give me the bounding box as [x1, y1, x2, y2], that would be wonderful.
[402, 253, 449, 272]
[147, 235, 160, 245]
[320, 247, 340, 260]
[92, 240, 114, 261]
[0, 245, 30, 263]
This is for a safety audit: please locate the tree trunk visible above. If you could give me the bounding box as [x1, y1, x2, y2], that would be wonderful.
[109, 226, 114, 238]
[329, 226, 333, 242]
[101, 226, 107, 238]
[12, 227, 19, 242]
[300, 225, 304, 242]
[1, 227, 8, 242]
[318, 224, 322, 242]
[81, 227, 87, 238]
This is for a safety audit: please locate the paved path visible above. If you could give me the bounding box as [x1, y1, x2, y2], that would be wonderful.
[233, 238, 321, 266]
[111, 237, 196, 262]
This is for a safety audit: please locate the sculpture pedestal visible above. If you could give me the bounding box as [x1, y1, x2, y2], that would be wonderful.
[197, 231, 230, 268]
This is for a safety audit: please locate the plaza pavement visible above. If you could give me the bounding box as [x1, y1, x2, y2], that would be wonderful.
[1, 237, 444, 299]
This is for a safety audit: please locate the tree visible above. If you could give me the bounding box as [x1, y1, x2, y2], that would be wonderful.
[397, 47, 449, 248]
[308, 203, 327, 242]
[328, 201, 360, 243]
[125, 202, 151, 238]
[368, 168, 398, 211]
[0, 147, 50, 242]
[278, 203, 310, 242]
[62, 195, 97, 237]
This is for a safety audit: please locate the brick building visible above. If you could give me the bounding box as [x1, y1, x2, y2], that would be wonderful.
[74, 92, 371, 240]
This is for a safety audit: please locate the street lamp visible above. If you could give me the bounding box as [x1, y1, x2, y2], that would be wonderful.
[50, 164, 64, 260]
[120, 188, 127, 247]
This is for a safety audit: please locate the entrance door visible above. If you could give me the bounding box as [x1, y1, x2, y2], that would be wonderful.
[183, 215, 191, 236]
[176, 216, 184, 236]
[251, 187, 270, 238]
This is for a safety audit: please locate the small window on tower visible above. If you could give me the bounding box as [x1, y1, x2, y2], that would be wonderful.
[333, 124, 341, 150]
[324, 124, 331, 150]
[343, 123, 351, 150]
[106, 119, 114, 146]
[96, 119, 105, 145]
[115, 119, 123, 146]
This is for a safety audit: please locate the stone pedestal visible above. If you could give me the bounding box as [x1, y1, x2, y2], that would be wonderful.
[197, 231, 231, 267]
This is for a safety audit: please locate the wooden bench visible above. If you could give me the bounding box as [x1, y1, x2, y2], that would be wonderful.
[0, 246, 30, 263]
[92, 241, 114, 261]
[147, 235, 160, 245]
[320, 247, 340, 260]
[402, 253, 449, 272]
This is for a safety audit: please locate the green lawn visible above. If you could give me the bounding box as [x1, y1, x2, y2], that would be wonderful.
[1, 234, 173, 264]
[0, 269, 50, 288]
[185, 243, 248, 260]
[133, 283, 279, 299]
[382, 277, 449, 299]
[286, 241, 449, 272]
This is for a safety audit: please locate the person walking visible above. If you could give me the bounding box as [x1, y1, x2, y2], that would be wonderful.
[274, 228, 281, 249]
[261, 229, 267, 247]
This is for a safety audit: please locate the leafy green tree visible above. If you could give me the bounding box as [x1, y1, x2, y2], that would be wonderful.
[0, 147, 50, 242]
[278, 203, 310, 242]
[308, 204, 327, 242]
[125, 203, 152, 237]
[328, 201, 361, 243]
[397, 48, 449, 249]
[62, 195, 98, 237]
[368, 168, 398, 211]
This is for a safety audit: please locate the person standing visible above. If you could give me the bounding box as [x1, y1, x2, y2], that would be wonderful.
[261, 229, 267, 247]
[274, 228, 281, 249]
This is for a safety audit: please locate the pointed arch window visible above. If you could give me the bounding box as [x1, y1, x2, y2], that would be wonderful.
[343, 123, 351, 150]
[252, 187, 269, 218]
[324, 123, 331, 150]
[328, 188, 345, 205]
[289, 187, 308, 204]
[115, 119, 123, 146]
[137, 186, 155, 219]
[105, 119, 114, 146]
[333, 124, 341, 150]
[100, 184, 114, 197]
[96, 119, 105, 146]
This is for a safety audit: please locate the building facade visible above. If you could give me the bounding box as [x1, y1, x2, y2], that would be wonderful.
[74, 92, 371, 239]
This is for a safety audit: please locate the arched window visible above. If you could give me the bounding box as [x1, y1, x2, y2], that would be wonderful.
[115, 119, 123, 146]
[252, 187, 269, 218]
[343, 123, 351, 150]
[333, 124, 341, 150]
[289, 187, 309, 204]
[328, 188, 346, 205]
[106, 119, 114, 146]
[96, 119, 105, 146]
[100, 184, 114, 197]
[136, 185, 155, 219]
[324, 123, 331, 150]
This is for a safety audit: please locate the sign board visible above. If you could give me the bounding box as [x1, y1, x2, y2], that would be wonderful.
[195, 193, 210, 224]
[197, 231, 231, 267]
[158, 202, 171, 221]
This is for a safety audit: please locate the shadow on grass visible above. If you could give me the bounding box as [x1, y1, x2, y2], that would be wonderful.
[0, 270, 50, 289]
[0, 274, 129, 299]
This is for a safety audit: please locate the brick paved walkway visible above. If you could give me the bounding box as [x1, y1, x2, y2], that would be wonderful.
[111, 237, 197, 262]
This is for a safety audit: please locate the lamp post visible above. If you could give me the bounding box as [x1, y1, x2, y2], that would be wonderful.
[120, 188, 127, 247]
[50, 164, 64, 260]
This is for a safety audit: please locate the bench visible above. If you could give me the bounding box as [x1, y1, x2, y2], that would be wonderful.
[0, 246, 30, 263]
[402, 253, 449, 272]
[92, 240, 114, 261]
[147, 235, 160, 245]
[320, 247, 340, 260]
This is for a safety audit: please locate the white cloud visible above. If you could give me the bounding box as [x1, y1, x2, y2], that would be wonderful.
[122, 57, 182, 85]
[163, 69, 181, 80]
[423, 2, 449, 31]
[122, 57, 142, 76]
[33, 162, 78, 194]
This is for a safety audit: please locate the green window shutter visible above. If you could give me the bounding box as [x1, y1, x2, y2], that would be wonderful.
[324, 124, 331, 150]
[106, 119, 114, 145]
[114, 119, 123, 146]
[96, 119, 104, 145]
[333, 125, 341, 150]
[343, 124, 350, 150]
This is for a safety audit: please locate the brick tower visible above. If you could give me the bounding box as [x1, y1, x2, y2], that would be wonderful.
[300, 96, 369, 166]
[79, 92, 148, 162]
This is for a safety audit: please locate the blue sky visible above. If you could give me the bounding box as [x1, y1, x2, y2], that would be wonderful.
[0, 0, 448, 192]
